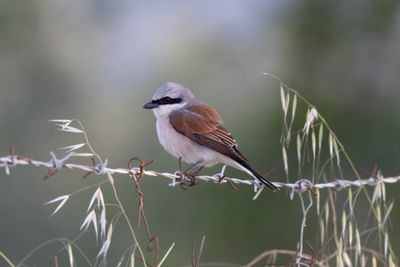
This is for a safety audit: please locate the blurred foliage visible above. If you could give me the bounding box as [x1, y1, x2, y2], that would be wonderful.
[1, 0, 399, 266]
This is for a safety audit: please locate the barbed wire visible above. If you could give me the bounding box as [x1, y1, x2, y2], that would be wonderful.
[1, 151, 399, 198]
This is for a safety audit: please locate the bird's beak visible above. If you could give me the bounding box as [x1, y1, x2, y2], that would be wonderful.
[143, 101, 158, 109]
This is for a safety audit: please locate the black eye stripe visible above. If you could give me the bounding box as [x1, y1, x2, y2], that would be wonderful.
[152, 97, 182, 105]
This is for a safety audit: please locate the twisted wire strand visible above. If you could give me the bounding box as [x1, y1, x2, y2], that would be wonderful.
[1, 152, 399, 193]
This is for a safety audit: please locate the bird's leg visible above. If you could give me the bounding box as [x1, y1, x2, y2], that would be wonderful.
[175, 159, 203, 188]
[174, 158, 189, 190]
[184, 161, 200, 173]
[175, 157, 185, 182]
[184, 161, 203, 187]
[187, 166, 204, 186]
[174, 158, 196, 189]
[177, 157, 182, 180]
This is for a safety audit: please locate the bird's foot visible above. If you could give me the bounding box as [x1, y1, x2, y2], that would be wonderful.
[173, 158, 204, 189]
[172, 171, 197, 189]
[173, 157, 189, 189]
[172, 170, 189, 189]
[183, 166, 203, 187]
[186, 174, 197, 187]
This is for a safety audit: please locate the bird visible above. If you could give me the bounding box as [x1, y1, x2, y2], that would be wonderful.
[143, 82, 277, 190]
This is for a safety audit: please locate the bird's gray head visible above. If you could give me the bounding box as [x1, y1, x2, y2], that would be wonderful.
[143, 82, 195, 119]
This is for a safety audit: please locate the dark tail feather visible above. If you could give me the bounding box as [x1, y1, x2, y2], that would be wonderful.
[249, 167, 277, 190]
[239, 160, 277, 190]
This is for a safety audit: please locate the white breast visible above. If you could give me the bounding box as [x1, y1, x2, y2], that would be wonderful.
[156, 115, 221, 167]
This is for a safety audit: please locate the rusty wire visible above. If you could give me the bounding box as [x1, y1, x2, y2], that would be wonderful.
[1, 152, 400, 192]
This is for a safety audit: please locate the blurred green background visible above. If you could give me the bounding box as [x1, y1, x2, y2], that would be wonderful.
[1, 0, 400, 266]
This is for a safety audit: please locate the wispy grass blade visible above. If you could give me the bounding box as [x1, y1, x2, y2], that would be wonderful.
[291, 94, 297, 123]
[157, 242, 175, 267]
[44, 195, 70, 216]
[80, 210, 98, 240]
[318, 124, 323, 153]
[99, 209, 107, 239]
[329, 133, 334, 158]
[56, 125, 83, 133]
[69, 152, 94, 157]
[97, 223, 113, 258]
[59, 143, 86, 153]
[282, 147, 289, 177]
[311, 129, 316, 160]
[280, 85, 287, 116]
[333, 138, 340, 166]
[296, 134, 301, 165]
[67, 242, 74, 267]
[50, 120, 83, 133]
[383, 201, 394, 224]
[87, 187, 105, 212]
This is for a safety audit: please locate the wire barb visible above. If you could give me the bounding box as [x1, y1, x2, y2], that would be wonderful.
[1, 152, 400, 195]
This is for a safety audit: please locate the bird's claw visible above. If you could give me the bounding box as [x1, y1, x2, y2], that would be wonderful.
[172, 171, 198, 189]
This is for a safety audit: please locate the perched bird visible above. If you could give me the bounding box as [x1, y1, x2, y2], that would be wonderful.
[143, 82, 277, 190]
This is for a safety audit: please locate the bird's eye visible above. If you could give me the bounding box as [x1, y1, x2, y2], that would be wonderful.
[162, 97, 172, 102]
[155, 96, 182, 105]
